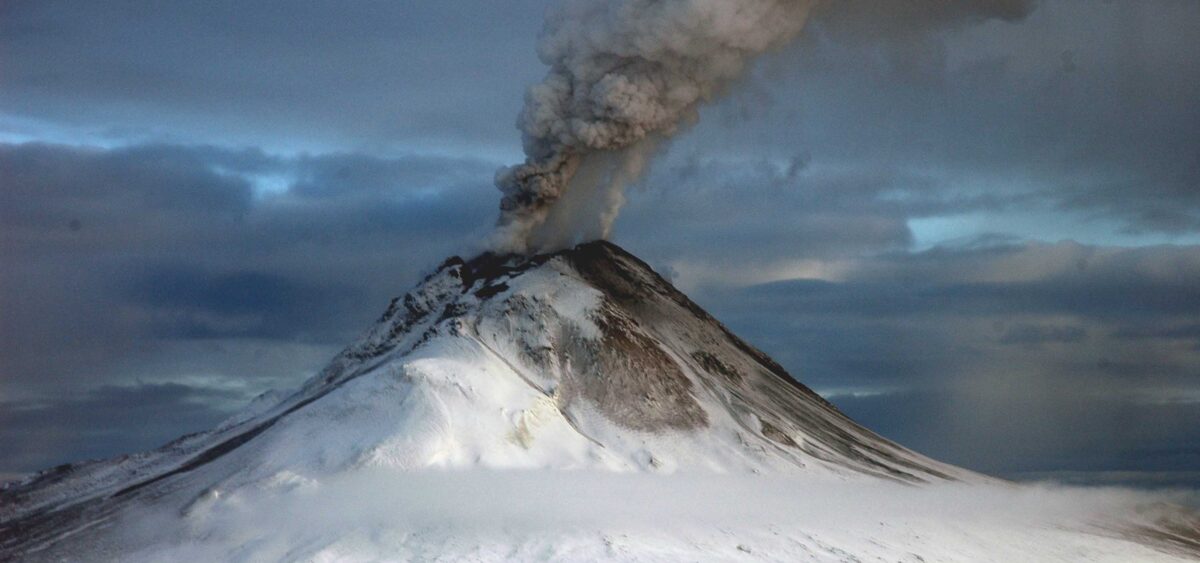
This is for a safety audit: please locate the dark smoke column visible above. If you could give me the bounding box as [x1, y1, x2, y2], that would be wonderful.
[492, 0, 816, 254]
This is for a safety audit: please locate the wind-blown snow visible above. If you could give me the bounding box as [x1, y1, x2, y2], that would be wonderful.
[86, 473, 1200, 562]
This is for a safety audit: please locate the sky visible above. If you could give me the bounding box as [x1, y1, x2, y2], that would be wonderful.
[1, 0, 1198, 487]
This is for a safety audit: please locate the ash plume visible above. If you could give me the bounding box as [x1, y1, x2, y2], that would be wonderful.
[492, 0, 817, 253]
[489, 0, 1039, 254]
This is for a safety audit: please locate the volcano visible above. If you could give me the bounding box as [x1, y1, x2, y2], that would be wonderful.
[3, 241, 1197, 561]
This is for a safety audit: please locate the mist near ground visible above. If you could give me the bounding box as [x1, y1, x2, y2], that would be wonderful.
[77, 470, 1195, 561]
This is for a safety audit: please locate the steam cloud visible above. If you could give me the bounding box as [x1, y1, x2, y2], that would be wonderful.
[492, 0, 816, 253]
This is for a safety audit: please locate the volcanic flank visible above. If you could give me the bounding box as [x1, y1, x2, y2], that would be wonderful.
[3, 242, 1199, 561]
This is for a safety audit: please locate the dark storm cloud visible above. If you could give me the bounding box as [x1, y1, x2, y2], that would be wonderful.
[610, 150, 1034, 281]
[1113, 323, 1200, 343]
[288, 153, 496, 198]
[0, 383, 246, 473]
[739, 264, 1200, 321]
[125, 267, 358, 340]
[812, 0, 1037, 38]
[617, 156, 949, 261]
[4, 0, 1197, 235]
[835, 390, 1200, 482]
[688, 0, 1200, 236]
[617, 158, 915, 261]
[998, 323, 1087, 346]
[698, 241, 1200, 379]
[0, 142, 494, 254]
[0, 1, 550, 149]
[0, 141, 496, 404]
[0, 143, 253, 233]
[677, 241, 1200, 482]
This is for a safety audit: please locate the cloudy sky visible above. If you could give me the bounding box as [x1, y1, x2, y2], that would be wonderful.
[1, 1, 1198, 487]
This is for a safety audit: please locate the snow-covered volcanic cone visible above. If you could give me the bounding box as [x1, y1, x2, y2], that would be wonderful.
[3, 242, 1198, 561]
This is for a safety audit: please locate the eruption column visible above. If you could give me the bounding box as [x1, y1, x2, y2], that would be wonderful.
[493, 0, 816, 253]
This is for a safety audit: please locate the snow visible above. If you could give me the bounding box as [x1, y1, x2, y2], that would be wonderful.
[92, 472, 1199, 562]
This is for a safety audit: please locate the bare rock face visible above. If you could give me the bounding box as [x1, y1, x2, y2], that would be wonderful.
[1, 241, 967, 559]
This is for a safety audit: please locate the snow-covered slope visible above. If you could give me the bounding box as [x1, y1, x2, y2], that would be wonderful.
[2, 241, 1197, 561]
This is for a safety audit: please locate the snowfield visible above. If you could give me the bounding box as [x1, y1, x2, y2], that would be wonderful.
[2, 241, 1197, 561]
[73, 472, 1200, 562]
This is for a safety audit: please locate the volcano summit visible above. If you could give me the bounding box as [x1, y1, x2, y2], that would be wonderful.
[2, 242, 1198, 561]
